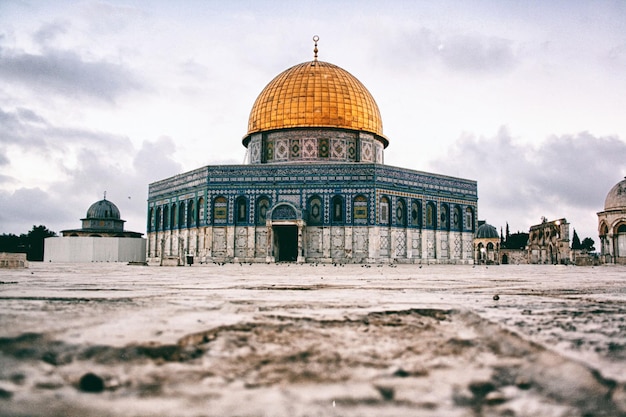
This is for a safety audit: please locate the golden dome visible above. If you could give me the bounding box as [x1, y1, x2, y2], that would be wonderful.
[245, 60, 386, 146]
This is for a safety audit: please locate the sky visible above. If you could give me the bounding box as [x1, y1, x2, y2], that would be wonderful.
[1, 0, 625, 244]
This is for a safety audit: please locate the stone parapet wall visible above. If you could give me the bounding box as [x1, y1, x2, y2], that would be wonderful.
[0, 252, 28, 268]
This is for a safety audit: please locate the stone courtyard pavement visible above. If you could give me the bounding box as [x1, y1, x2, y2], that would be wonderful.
[1, 262, 625, 416]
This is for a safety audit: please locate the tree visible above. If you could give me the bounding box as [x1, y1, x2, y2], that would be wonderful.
[0, 226, 57, 261]
[571, 229, 582, 250]
[581, 237, 595, 252]
[0, 233, 22, 253]
[24, 225, 57, 261]
[505, 232, 529, 250]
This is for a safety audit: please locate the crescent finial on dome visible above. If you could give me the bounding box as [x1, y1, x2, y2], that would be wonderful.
[313, 35, 319, 62]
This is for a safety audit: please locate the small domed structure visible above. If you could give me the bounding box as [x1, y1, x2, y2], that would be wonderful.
[58, 196, 141, 238]
[598, 177, 626, 264]
[474, 221, 500, 264]
[79, 198, 125, 234]
[45, 195, 145, 263]
[476, 223, 499, 239]
[85, 199, 121, 220]
[604, 177, 626, 211]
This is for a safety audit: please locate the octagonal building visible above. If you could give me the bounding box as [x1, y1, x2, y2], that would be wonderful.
[147, 40, 478, 264]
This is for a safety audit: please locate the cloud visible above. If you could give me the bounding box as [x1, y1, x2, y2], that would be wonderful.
[0, 46, 144, 102]
[437, 34, 518, 74]
[0, 106, 133, 153]
[0, 106, 183, 235]
[0, 135, 182, 235]
[373, 26, 518, 75]
[80, 1, 147, 33]
[32, 20, 68, 46]
[0, 188, 75, 233]
[605, 43, 626, 71]
[428, 127, 626, 238]
[133, 136, 182, 180]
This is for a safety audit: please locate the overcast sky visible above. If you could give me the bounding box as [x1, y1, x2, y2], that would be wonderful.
[1, 0, 625, 243]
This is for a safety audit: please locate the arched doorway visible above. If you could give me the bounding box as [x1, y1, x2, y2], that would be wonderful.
[267, 202, 305, 263]
[274, 225, 298, 262]
[501, 253, 509, 264]
[616, 223, 626, 260]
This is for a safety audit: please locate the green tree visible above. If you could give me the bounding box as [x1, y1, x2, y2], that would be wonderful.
[571, 229, 582, 250]
[21, 225, 57, 261]
[0, 233, 22, 253]
[506, 232, 529, 250]
[581, 237, 595, 252]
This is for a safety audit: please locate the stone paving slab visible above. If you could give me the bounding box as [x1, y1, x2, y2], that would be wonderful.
[1, 263, 625, 416]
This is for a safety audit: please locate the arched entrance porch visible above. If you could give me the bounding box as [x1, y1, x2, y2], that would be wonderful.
[266, 202, 305, 263]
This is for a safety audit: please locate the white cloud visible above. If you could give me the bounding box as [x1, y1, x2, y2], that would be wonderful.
[0, 43, 145, 102]
[429, 127, 626, 240]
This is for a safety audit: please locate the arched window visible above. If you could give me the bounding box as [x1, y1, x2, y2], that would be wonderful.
[170, 204, 177, 229]
[308, 195, 322, 225]
[353, 195, 368, 224]
[197, 197, 205, 225]
[187, 199, 195, 227]
[213, 196, 227, 224]
[178, 201, 185, 229]
[426, 202, 436, 228]
[465, 207, 474, 232]
[148, 207, 154, 232]
[600, 223, 608, 236]
[163, 205, 169, 230]
[440, 204, 449, 230]
[618, 224, 626, 233]
[396, 198, 407, 227]
[236, 196, 247, 224]
[452, 205, 461, 231]
[256, 196, 270, 225]
[379, 196, 390, 225]
[332, 195, 343, 224]
[155, 207, 162, 231]
[411, 200, 421, 228]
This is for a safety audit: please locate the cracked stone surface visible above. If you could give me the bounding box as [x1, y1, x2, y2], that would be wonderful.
[1, 262, 625, 416]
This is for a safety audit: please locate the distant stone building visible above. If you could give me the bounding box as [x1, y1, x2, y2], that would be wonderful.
[499, 248, 528, 265]
[44, 197, 146, 263]
[527, 217, 570, 264]
[474, 221, 499, 264]
[598, 177, 626, 264]
[146, 39, 478, 265]
[0, 252, 28, 268]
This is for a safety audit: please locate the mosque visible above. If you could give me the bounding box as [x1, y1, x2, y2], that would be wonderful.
[598, 177, 626, 264]
[146, 38, 478, 265]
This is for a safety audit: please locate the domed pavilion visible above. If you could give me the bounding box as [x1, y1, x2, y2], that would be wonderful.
[44, 196, 145, 263]
[474, 221, 500, 264]
[598, 177, 626, 264]
[60, 197, 142, 238]
[147, 38, 478, 264]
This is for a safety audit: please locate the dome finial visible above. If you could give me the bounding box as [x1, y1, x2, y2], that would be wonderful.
[103, 191, 107, 200]
[313, 35, 319, 61]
